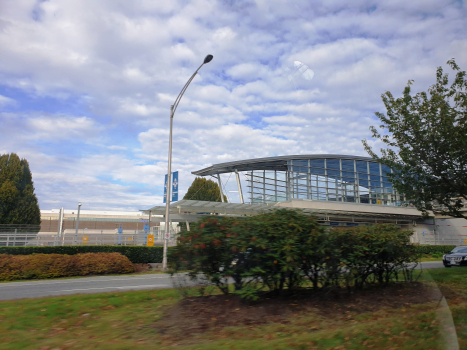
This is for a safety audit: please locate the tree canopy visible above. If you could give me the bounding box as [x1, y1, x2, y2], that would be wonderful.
[363, 59, 467, 218]
[0, 153, 41, 225]
[183, 177, 227, 202]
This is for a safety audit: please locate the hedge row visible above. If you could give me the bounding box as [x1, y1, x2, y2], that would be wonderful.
[0, 246, 173, 264]
[0, 253, 135, 281]
[171, 210, 420, 300]
[414, 245, 456, 255]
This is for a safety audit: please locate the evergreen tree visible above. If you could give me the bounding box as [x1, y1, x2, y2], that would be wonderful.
[0, 153, 41, 225]
[183, 177, 227, 202]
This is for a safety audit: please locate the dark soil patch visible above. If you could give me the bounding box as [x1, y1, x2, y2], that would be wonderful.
[133, 263, 151, 273]
[155, 282, 440, 336]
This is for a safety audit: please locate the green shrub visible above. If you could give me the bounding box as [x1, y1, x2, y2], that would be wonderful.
[328, 225, 419, 289]
[414, 245, 456, 255]
[0, 252, 135, 281]
[0, 245, 173, 264]
[170, 209, 420, 300]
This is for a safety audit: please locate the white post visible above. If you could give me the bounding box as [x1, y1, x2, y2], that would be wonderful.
[57, 208, 62, 237]
[235, 169, 244, 204]
[217, 174, 225, 202]
[58, 207, 65, 246]
[186, 220, 190, 231]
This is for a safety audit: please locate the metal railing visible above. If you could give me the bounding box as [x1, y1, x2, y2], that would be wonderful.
[0, 227, 179, 247]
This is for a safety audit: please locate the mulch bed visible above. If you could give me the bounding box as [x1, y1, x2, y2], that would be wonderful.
[155, 282, 441, 336]
[132, 263, 152, 273]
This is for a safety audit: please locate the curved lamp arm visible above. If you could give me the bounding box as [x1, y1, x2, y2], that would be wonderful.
[171, 54, 213, 116]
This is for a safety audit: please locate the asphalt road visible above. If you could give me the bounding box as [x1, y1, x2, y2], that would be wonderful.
[0, 261, 447, 301]
[0, 274, 173, 301]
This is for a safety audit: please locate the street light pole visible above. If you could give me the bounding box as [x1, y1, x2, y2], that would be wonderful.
[74, 202, 81, 245]
[162, 54, 213, 270]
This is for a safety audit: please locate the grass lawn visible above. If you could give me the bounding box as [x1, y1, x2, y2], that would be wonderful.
[420, 257, 443, 262]
[0, 269, 466, 350]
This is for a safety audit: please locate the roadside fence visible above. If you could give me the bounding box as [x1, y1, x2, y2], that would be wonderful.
[0, 226, 180, 247]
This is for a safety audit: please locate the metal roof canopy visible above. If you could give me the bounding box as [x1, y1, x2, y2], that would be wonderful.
[140, 199, 423, 222]
[192, 154, 374, 176]
[141, 200, 276, 216]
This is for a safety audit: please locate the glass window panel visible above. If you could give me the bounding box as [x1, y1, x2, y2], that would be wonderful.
[342, 171, 355, 178]
[310, 167, 325, 175]
[359, 180, 369, 187]
[382, 164, 391, 175]
[292, 160, 308, 166]
[309, 159, 325, 168]
[326, 159, 340, 170]
[370, 175, 381, 181]
[383, 182, 393, 188]
[370, 181, 381, 187]
[382, 176, 389, 182]
[341, 159, 354, 172]
[343, 177, 356, 184]
[360, 197, 370, 204]
[356, 161, 368, 173]
[327, 170, 341, 177]
[369, 162, 381, 175]
[293, 166, 308, 173]
[358, 173, 368, 180]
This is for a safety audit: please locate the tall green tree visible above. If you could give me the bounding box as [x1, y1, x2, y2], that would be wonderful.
[363, 59, 467, 218]
[183, 177, 227, 202]
[0, 153, 41, 225]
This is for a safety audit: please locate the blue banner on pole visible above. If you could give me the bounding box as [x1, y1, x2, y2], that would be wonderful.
[163, 172, 179, 203]
[172, 171, 178, 202]
[163, 174, 168, 203]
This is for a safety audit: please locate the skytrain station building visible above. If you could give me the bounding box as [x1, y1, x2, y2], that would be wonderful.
[141, 154, 465, 245]
[144, 155, 423, 235]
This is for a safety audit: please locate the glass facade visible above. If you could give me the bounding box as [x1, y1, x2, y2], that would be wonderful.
[246, 158, 404, 206]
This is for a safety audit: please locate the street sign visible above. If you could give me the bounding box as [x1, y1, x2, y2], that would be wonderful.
[83, 236, 88, 243]
[144, 223, 149, 233]
[165, 232, 170, 240]
[147, 235, 154, 246]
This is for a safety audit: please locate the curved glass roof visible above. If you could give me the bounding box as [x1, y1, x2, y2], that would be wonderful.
[192, 154, 374, 176]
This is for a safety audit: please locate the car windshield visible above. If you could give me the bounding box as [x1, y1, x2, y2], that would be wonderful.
[450, 247, 467, 254]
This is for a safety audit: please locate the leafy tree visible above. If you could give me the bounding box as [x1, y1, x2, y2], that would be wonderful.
[363, 59, 467, 218]
[183, 177, 227, 202]
[0, 153, 41, 226]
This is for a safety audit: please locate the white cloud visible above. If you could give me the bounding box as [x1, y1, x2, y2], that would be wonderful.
[0, 0, 466, 210]
[0, 95, 16, 107]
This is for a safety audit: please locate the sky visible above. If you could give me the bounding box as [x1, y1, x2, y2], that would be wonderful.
[0, 0, 466, 211]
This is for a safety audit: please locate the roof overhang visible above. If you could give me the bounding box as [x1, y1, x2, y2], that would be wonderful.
[140, 199, 425, 223]
[192, 154, 374, 176]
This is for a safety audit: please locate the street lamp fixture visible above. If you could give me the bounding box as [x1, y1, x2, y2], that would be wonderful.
[162, 54, 213, 269]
